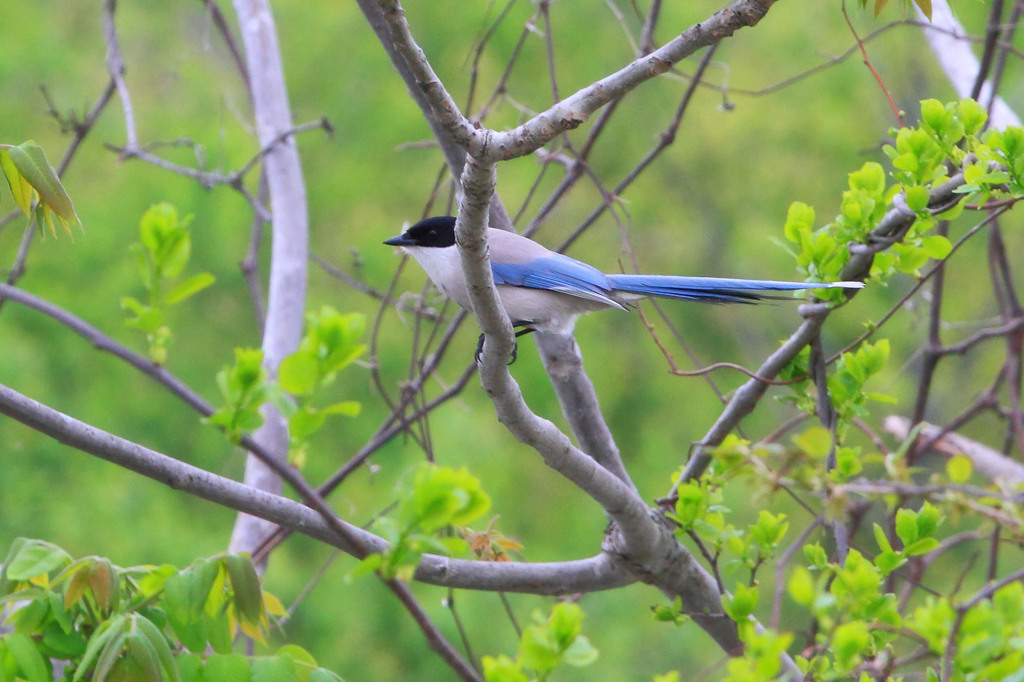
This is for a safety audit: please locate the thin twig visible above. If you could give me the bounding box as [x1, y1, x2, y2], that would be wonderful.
[840, 0, 903, 126]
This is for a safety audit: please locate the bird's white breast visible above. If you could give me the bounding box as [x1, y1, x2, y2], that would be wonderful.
[402, 245, 473, 309]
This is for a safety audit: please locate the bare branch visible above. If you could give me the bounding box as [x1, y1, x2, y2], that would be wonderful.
[535, 332, 637, 491]
[227, 0, 311, 558]
[375, 0, 779, 162]
[0, 380, 638, 596]
[883, 416, 1024, 485]
[918, 0, 1021, 129]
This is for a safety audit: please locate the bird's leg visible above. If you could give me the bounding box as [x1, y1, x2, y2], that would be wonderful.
[474, 333, 486, 364]
[509, 327, 536, 364]
[474, 327, 536, 365]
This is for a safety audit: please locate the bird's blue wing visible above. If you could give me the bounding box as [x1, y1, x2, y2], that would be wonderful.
[491, 255, 622, 307]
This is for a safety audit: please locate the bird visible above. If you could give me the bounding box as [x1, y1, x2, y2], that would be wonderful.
[385, 216, 862, 354]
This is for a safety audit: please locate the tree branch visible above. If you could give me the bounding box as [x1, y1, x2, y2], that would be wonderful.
[227, 0, 310, 558]
[883, 416, 1024, 485]
[0, 381, 637, 595]
[375, 0, 780, 162]
[366, 0, 812, 662]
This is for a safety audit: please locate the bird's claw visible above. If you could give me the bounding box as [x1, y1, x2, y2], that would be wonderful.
[474, 333, 521, 365]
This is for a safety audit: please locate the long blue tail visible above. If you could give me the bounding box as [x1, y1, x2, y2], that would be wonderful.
[606, 274, 863, 304]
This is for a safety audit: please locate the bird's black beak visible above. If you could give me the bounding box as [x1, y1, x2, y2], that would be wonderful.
[384, 234, 415, 246]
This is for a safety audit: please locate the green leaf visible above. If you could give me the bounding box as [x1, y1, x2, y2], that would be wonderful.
[832, 621, 871, 669]
[186, 559, 220, 620]
[849, 162, 886, 196]
[803, 543, 829, 569]
[289, 408, 327, 442]
[835, 548, 884, 602]
[947, 455, 972, 483]
[308, 669, 345, 682]
[348, 553, 382, 579]
[164, 272, 215, 305]
[169, 617, 206, 655]
[894, 243, 930, 273]
[434, 536, 469, 556]
[134, 563, 177, 598]
[93, 628, 130, 682]
[562, 634, 598, 667]
[225, 555, 263, 627]
[276, 644, 318, 670]
[518, 625, 560, 673]
[177, 654, 203, 682]
[482, 654, 528, 682]
[204, 654, 252, 682]
[783, 202, 815, 243]
[205, 611, 233, 655]
[125, 631, 163, 682]
[122, 304, 164, 335]
[279, 352, 319, 396]
[109, 656, 150, 682]
[919, 99, 946, 133]
[652, 597, 687, 625]
[787, 567, 815, 606]
[134, 614, 180, 682]
[161, 571, 190, 627]
[6, 539, 71, 580]
[958, 98, 988, 136]
[3, 632, 49, 682]
[0, 150, 34, 216]
[873, 523, 893, 554]
[792, 426, 832, 459]
[74, 615, 127, 682]
[398, 464, 491, 533]
[892, 152, 918, 173]
[320, 401, 361, 417]
[895, 508, 919, 547]
[672, 482, 708, 528]
[860, 338, 890, 375]
[835, 447, 863, 479]
[158, 232, 191, 279]
[231, 348, 266, 393]
[750, 510, 788, 551]
[0, 537, 29, 594]
[917, 501, 942, 538]
[935, 198, 965, 221]
[139, 204, 169, 255]
[549, 602, 584, 648]
[904, 185, 929, 212]
[8, 600, 47, 636]
[875, 550, 906, 576]
[920, 235, 952, 260]
[7, 142, 80, 230]
[252, 656, 297, 682]
[306, 308, 366, 359]
[904, 538, 940, 556]
[723, 583, 759, 621]
[41, 621, 87, 658]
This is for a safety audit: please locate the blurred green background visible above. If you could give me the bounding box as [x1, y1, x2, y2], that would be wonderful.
[1, 0, 1019, 678]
